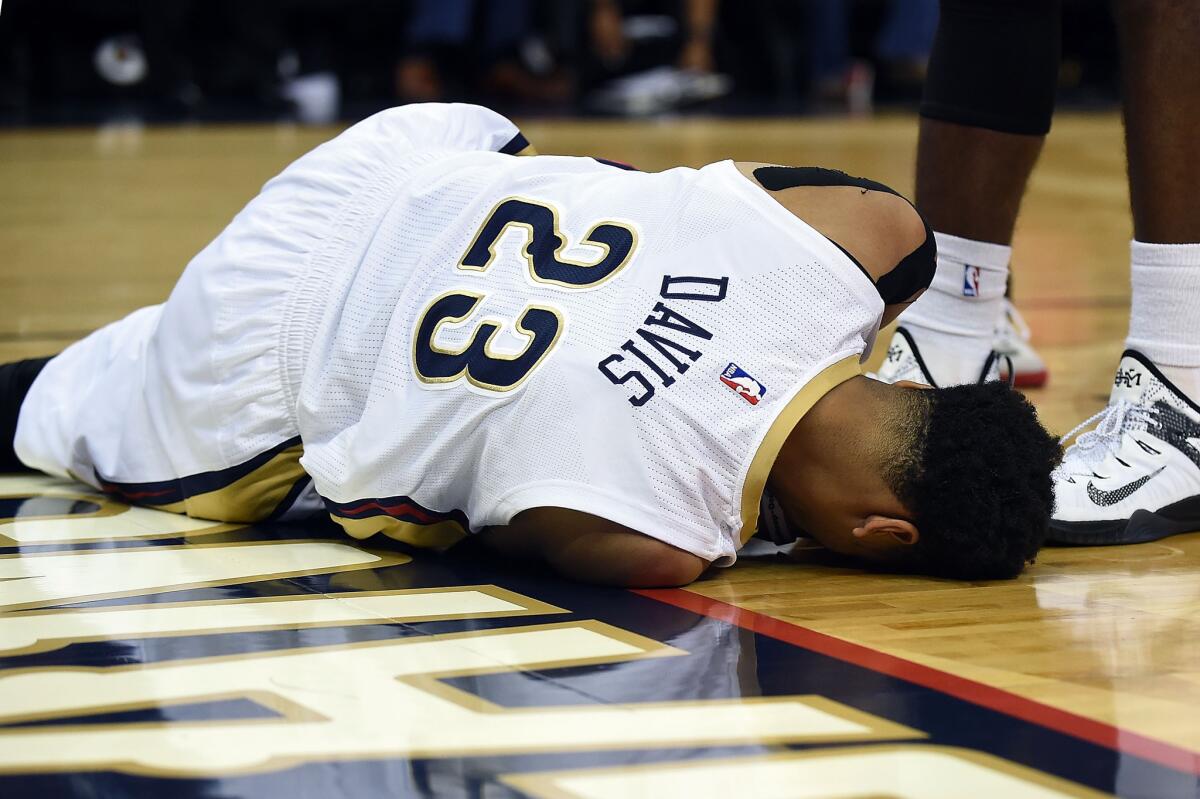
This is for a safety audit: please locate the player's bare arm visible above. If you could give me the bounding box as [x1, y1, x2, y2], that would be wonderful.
[480, 508, 706, 588]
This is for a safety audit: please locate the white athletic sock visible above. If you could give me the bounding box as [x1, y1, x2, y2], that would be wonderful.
[1125, 240, 1200, 402]
[895, 232, 1009, 383]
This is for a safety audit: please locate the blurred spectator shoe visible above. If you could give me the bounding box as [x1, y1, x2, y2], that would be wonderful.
[812, 60, 874, 116]
[94, 34, 148, 88]
[281, 72, 341, 125]
[590, 66, 730, 116]
[995, 299, 1049, 388]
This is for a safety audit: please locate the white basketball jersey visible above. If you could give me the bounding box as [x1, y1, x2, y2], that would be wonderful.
[280, 105, 885, 565]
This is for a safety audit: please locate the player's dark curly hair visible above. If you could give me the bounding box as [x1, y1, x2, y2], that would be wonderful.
[884, 382, 1062, 580]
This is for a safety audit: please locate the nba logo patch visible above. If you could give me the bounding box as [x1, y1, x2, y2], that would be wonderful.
[963, 264, 981, 297]
[720, 363, 766, 405]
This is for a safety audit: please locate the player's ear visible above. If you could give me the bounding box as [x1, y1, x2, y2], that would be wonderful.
[852, 515, 919, 546]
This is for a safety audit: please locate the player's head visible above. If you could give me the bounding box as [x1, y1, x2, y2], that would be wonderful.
[880, 381, 1062, 579]
[777, 378, 1060, 579]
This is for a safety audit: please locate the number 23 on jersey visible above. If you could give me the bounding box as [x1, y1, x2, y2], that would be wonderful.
[411, 197, 638, 392]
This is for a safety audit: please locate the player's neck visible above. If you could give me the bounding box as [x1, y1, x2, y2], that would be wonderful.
[771, 377, 898, 516]
[792, 375, 884, 446]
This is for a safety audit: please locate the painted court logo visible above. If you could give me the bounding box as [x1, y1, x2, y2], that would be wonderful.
[963, 264, 981, 297]
[720, 363, 766, 405]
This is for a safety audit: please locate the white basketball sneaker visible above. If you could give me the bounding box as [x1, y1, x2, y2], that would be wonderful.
[874, 326, 1001, 387]
[994, 300, 1049, 388]
[1050, 350, 1200, 544]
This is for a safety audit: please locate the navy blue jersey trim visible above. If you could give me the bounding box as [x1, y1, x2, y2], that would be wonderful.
[325, 493, 470, 530]
[591, 156, 639, 171]
[95, 435, 303, 506]
[499, 132, 531, 155]
[264, 474, 313, 522]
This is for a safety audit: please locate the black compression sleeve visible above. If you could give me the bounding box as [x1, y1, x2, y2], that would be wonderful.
[0, 357, 52, 472]
[921, 0, 1062, 136]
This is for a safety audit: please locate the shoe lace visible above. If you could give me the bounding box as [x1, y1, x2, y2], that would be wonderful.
[1054, 399, 1154, 478]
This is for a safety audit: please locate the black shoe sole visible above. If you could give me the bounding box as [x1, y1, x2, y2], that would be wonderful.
[1048, 494, 1200, 545]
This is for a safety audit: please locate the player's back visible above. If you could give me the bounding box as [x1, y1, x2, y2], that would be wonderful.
[275, 105, 883, 563]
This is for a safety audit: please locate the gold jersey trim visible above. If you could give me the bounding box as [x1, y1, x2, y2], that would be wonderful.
[738, 355, 863, 543]
[333, 514, 469, 551]
[157, 444, 307, 523]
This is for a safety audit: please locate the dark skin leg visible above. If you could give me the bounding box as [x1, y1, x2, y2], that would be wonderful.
[914, 118, 1045, 247]
[1115, 0, 1200, 244]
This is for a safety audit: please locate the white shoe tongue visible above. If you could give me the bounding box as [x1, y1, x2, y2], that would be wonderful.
[1108, 353, 1153, 404]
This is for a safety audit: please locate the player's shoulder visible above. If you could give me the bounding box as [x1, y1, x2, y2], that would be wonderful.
[731, 161, 926, 282]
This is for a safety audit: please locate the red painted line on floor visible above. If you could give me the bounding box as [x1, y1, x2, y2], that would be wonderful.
[633, 587, 1200, 776]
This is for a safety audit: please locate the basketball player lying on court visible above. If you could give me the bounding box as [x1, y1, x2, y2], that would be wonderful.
[0, 104, 1061, 587]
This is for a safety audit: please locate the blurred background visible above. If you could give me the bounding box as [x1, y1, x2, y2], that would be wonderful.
[0, 0, 1122, 127]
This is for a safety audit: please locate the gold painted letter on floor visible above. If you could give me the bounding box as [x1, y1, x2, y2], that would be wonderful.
[502, 746, 1111, 799]
[0, 586, 562, 656]
[0, 541, 409, 611]
[0, 621, 919, 776]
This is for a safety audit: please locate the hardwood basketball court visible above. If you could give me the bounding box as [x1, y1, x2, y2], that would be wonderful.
[1, 113, 1197, 798]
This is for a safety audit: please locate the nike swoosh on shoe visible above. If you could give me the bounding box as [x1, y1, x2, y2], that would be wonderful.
[1086, 466, 1166, 507]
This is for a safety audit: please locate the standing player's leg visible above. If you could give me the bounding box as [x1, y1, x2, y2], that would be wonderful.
[1050, 0, 1200, 544]
[915, 121, 1043, 248]
[877, 0, 1060, 387]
